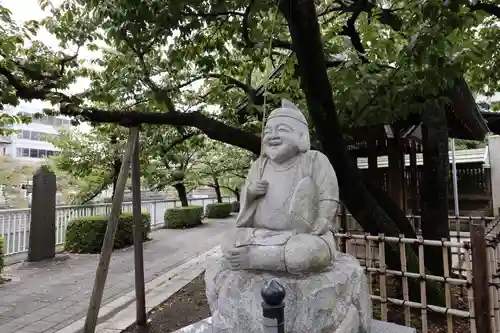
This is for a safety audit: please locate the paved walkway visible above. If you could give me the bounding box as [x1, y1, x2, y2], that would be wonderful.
[0, 218, 234, 333]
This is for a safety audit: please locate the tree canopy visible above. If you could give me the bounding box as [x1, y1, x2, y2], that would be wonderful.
[1, 0, 499, 280]
[0, 0, 498, 140]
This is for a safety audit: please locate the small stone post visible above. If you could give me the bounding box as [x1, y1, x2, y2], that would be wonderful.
[261, 279, 286, 333]
[27, 166, 56, 262]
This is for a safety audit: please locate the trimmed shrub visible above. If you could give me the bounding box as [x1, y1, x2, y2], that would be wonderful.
[164, 206, 203, 229]
[231, 201, 240, 213]
[206, 202, 232, 218]
[65, 212, 151, 253]
[0, 236, 4, 274]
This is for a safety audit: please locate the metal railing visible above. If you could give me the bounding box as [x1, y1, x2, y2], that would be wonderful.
[0, 196, 232, 257]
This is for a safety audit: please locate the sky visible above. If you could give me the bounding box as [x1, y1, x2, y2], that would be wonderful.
[3, 0, 97, 131]
[4, 0, 96, 92]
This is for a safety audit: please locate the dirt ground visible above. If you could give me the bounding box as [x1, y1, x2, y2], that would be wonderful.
[123, 274, 210, 333]
[123, 273, 471, 333]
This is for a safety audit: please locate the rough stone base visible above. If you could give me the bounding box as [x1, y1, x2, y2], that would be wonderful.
[171, 317, 417, 333]
[205, 253, 372, 333]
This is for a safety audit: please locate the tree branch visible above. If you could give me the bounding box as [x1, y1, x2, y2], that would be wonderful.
[155, 130, 202, 154]
[469, 1, 500, 18]
[183, 7, 246, 18]
[67, 107, 261, 154]
[0, 64, 53, 100]
[241, 0, 256, 47]
[206, 73, 255, 96]
[340, 4, 368, 63]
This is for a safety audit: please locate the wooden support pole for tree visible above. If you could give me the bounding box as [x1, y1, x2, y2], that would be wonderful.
[83, 127, 139, 333]
[132, 127, 146, 326]
[470, 222, 492, 333]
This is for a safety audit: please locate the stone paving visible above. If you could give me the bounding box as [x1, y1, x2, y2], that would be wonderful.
[0, 218, 234, 333]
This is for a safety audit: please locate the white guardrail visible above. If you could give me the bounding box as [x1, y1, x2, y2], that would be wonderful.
[0, 196, 232, 257]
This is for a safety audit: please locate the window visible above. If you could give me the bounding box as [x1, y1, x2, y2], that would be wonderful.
[30, 132, 40, 140]
[18, 130, 53, 141]
[17, 147, 57, 159]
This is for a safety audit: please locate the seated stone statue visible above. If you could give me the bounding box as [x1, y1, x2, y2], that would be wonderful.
[222, 100, 338, 274]
[205, 100, 371, 333]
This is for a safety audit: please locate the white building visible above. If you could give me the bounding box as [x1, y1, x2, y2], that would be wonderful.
[0, 101, 72, 163]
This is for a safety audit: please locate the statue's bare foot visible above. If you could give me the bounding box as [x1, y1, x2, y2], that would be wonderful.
[226, 247, 251, 270]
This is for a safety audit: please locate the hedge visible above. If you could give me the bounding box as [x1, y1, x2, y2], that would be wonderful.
[164, 206, 203, 229]
[64, 212, 151, 253]
[206, 202, 232, 218]
[231, 201, 240, 213]
[0, 236, 4, 275]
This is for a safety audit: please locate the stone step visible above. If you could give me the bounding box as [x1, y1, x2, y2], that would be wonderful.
[172, 317, 417, 333]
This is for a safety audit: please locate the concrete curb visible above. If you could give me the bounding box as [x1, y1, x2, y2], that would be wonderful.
[54, 246, 221, 333]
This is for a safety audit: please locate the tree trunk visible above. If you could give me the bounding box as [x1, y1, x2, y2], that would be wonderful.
[234, 188, 241, 202]
[278, 0, 443, 304]
[214, 178, 223, 203]
[421, 105, 451, 276]
[173, 183, 189, 207]
[278, 0, 413, 246]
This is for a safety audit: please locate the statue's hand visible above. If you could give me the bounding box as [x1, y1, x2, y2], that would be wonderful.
[248, 180, 268, 200]
[226, 247, 251, 270]
[311, 218, 331, 235]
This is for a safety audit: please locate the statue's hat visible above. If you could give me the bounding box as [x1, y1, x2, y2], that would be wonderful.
[267, 99, 308, 127]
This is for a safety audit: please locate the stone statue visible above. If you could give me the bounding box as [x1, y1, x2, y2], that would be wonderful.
[222, 99, 339, 274]
[205, 100, 371, 333]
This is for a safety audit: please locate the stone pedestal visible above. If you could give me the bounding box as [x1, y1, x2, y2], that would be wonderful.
[205, 253, 371, 333]
[27, 167, 56, 262]
[171, 317, 417, 333]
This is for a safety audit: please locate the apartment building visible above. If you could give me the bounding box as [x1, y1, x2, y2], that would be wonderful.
[0, 101, 72, 163]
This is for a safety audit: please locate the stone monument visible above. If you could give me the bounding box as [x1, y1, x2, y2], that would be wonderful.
[204, 100, 372, 333]
[27, 166, 56, 262]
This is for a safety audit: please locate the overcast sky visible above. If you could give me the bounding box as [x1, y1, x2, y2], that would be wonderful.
[3, 0, 94, 130]
[7, 0, 96, 91]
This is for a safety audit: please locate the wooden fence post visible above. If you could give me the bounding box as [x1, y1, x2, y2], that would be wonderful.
[83, 127, 138, 333]
[470, 222, 492, 333]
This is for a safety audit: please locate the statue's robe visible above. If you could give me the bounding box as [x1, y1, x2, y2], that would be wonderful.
[232, 150, 339, 258]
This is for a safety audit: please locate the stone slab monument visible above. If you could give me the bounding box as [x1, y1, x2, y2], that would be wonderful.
[173, 100, 416, 333]
[27, 167, 56, 262]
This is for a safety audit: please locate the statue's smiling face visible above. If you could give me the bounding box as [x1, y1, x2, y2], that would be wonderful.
[263, 117, 301, 163]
